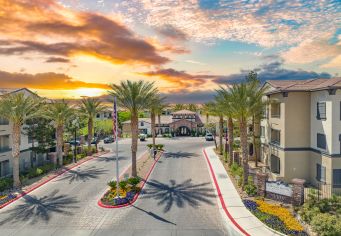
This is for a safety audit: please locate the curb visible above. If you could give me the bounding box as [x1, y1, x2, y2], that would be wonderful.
[0, 152, 107, 209]
[98, 151, 163, 209]
[202, 148, 251, 236]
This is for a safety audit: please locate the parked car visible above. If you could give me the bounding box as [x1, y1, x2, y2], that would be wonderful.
[68, 140, 80, 146]
[205, 133, 214, 141]
[91, 137, 99, 144]
[139, 133, 146, 141]
[104, 136, 115, 144]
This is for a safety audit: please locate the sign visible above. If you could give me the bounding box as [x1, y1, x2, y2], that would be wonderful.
[266, 181, 293, 197]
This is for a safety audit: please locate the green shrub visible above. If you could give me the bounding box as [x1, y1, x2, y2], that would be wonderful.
[108, 180, 117, 189]
[27, 167, 44, 178]
[156, 144, 164, 150]
[223, 152, 229, 163]
[245, 176, 257, 196]
[119, 180, 128, 191]
[299, 205, 320, 223]
[0, 177, 13, 192]
[128, 177, 141, 187]
[311, 213, 341, 236]
[147, 144, 153, 149]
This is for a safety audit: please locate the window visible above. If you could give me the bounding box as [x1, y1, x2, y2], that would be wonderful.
[317, 133, 326, 150]
[0, 135, 10, 153]
[140, 122, 144, 126]
[270, 155, 280, 174]
[317, 102, 326, 120]
[96, 113, 100, 118]
[333, 169, 341, 188]
[271, 103, 281, 118]
[271, 129, 280, 145]
[0, 160, 10, 177]
[316, 164, 326, 182]
[261, 126, 265, 137]
[0, 117, 9, 125]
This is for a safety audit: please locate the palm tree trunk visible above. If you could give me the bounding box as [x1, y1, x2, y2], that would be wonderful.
[131, 112, 138, 177]
[12, 123, 21, 188]
[254, 116, 261, 167]
[87, 118, 93, 155]
[158, 114, 161, 135]
[219, 115, 223, 155]
[151, 111, 156, 147]
[228, 117, 234, 167]
[56, 125, 64, 166]
[240, 118, 249, 187]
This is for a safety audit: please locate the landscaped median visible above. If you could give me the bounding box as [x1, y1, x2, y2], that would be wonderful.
[98, 148, 163, 208]
[0, 150, 108, 209]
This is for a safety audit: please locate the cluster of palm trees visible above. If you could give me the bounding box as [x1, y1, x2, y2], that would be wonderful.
[0, 93, 106, 187]
[205, 71, 266, 187]
[109, 80, 166, 177]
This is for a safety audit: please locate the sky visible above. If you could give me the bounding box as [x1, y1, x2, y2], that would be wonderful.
[0, 0, 340, 103]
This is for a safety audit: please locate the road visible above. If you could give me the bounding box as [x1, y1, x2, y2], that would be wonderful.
[0, 137, 230, 236]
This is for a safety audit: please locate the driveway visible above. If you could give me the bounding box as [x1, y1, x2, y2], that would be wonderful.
[0, 137, 229, 236]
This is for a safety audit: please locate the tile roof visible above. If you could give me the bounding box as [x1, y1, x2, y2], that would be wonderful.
[266, 78, 341, 93]
[172, 109, 196, 115]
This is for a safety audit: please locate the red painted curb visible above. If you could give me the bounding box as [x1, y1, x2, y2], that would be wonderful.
[0, 153, 104, 209]
[203, 148, 250, 236]
[98, 151, 163, 209]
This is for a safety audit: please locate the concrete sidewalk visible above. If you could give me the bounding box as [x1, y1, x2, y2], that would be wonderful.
[203, 146, 281, 236]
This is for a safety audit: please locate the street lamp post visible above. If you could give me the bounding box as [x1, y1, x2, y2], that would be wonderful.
[72, 118, 79, 163]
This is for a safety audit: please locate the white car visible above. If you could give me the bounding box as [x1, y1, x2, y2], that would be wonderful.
[139, 133, 147, 141]
[205, 133, 214, 141]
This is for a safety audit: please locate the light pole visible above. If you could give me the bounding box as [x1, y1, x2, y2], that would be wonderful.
[72, 118, 79, 163]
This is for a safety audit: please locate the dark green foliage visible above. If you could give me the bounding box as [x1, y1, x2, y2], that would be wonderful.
[0, 178, 13, 192]
[244, 176, 257, 196]
[108, 180, 117, 189]
[128, 177, 141, 187]
[119, 180, 128, 191]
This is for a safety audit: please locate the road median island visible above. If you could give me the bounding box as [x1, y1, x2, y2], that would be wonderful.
[98, 150, 163, 208]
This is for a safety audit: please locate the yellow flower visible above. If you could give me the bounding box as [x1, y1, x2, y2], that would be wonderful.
[256, 200, 304, 231]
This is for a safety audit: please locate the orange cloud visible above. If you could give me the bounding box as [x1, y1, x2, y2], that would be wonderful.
[0, 70, 109, 90]
[138, 68, 223, 90]
[0, 0, 170, 65]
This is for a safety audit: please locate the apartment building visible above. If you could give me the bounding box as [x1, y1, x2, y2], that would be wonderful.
[0, 88, 46, 177]
[260, 78, 341, 192]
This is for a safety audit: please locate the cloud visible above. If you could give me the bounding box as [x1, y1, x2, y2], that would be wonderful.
[115, 0, 341, 47]
[45, 57, 70, 63]
[213, 60, 332, 84]
[0, 0, 170, 65]
[156, 24, 188, 41]
[138, 68, 224, 89]
[282, 36, 341, 65]
[161, 89, 216, 104]
[0, 70, 109, 90]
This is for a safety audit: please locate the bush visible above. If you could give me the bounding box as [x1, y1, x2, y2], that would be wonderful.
[128, 177, 141, 188]
[147, 144, 153, 149]
[119, 180, 128, 192]
[244, 176, 257, 196]
[0, 177, 13, 192]
[156, 144, 164, 150]
[311, 213, 341, 236]
[108, 180, 117, 189]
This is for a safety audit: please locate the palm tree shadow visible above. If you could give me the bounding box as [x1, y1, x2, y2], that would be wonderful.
[132, 205, 176, 225]
[163, 151, 198, 159]
[141, 179, 216, 213]
[0, 190, 79, 225]
[57, 166, 108, 183]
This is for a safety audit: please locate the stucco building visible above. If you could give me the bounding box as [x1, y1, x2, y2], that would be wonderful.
[260, 78, 341, 192]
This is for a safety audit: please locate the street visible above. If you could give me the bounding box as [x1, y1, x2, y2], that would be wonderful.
[0, 137, 229, 236]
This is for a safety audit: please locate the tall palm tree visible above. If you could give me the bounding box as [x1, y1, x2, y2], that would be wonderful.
[44, 100, 74, 167]
[201, 103, 211, 125]
[109, 80, 157, 177]
[156, 103, 168, 135]
[216, 86, 234, 167]
[79, 98, 106, 154]
[0, 93, 42, 187]
[187, 103, 198, 112]
[149, 95, 166, 147]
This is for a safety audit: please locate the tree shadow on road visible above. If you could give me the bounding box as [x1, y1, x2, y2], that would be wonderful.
[96, 156, 127, 162]
[57, 166, 108, 183]
[132, 205, 176, 225]
[0, 190, 79, 225]
[163, 151, 198, 159]
[141, 179, 216, 213]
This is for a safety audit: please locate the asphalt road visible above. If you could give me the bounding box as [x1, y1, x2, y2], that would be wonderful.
[0, 137, 229, 236]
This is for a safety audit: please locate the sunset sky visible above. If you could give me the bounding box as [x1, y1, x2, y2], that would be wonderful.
[0, 0, 340, 103]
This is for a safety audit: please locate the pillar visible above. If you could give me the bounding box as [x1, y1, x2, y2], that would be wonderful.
[292, 178, 306, 206]
[256, 172, 268, 197]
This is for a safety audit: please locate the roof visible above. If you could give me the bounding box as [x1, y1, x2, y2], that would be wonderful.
[265, 78, 341, 94]
[172, 109, 196, 115]
[122, 115, 173, 125]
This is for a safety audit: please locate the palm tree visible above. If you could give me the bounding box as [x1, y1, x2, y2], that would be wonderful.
[79, 98, 106, 154]
[44, 100, 74, 167]
[216, 86, 234, 167]
[0, 93, 42, 187]
[149, 95, 166, 147]
[201, 103, 211, 125]
[187, 103, 198, 112]
[156, 103, 168, 135]
[109, 80, 157, 177]
[174, 104, 185, 111]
